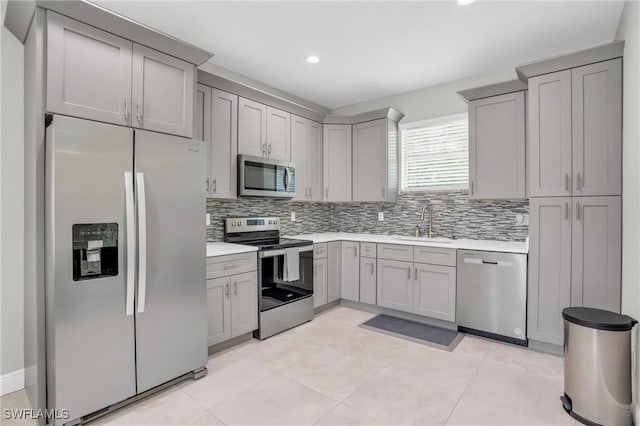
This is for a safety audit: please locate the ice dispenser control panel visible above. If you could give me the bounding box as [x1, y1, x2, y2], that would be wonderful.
[72, 223, 118, 281]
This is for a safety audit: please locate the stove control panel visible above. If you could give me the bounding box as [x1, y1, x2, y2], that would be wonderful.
[225, 217, 280, 233]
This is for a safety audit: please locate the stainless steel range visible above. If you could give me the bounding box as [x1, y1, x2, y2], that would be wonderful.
[224, 217, 314, 339]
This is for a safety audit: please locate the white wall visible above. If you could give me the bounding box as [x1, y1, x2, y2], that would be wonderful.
[616, 0, 640, 417]
[0, 0, 25, 390]
[330, 68, 517, 123]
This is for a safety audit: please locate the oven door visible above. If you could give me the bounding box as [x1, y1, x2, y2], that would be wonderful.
[258, 246, 313, 312]
[239, 154, 295, 198]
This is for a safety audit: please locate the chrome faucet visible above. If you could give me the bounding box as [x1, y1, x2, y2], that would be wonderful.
[420, 206, 436, 238]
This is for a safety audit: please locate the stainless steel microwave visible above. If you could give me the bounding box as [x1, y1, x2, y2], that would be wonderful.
[238, 155, 296, 198]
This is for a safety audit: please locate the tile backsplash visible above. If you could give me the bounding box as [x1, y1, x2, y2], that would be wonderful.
[207, 191, 528, 242]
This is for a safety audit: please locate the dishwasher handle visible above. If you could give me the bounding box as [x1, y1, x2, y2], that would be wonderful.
[463, 257, 515, 268]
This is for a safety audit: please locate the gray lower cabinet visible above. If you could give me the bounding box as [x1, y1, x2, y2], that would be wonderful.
[340, 242, 360, 302]
[230, 271, 259, 337]
[468, 91, 526, 200]
[327, 241, 342, 303]
[377, 259, 414, 313]
[413, 263, 456, 322]
[528, 196, 621, 346]
[206, 276, 231, 346]
[47, 11, 133, 127]
[359, 256, 377, 305]
[313, 257, 328, 308]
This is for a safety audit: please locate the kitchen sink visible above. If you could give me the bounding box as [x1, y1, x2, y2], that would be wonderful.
[395, 236, 452, 243]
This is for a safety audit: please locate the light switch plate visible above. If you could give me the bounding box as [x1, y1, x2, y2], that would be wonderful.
[291, 212, 296, 222]
[378, 212, 384, 221]
[206, 213, 211, 226]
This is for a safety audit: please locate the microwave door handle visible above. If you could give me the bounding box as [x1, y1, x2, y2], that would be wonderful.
[284, 167, 290, 191]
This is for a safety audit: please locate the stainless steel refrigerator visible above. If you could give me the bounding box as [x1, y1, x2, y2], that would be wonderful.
[44, 115, 207, 424]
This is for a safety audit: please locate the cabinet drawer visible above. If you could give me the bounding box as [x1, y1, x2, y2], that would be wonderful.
[360, 242, 377, 258]
[377, 244, 414, 262]
[207, 252, 256, 279]
[414, 247, 457, 267]
[314, 243, 328, 259]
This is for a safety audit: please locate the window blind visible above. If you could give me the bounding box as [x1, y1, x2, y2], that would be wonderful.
[401, 118, 469, 191]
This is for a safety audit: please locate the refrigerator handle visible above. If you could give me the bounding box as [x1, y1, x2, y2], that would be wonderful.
[124, 172, 136, 316]
[136, 172, 148, 314]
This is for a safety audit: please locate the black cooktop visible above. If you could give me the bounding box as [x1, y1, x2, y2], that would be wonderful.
[243, 238, 313, 251]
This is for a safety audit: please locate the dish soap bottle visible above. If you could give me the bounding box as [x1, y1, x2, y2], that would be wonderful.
[414, 225, 421, 237]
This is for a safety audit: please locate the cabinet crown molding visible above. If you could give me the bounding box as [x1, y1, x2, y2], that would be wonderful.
[457, 79, 528, 103]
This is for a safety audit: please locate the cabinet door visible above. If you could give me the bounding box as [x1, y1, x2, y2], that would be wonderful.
[266, 106, 291, 160]
[327, 241, 341, 302]
[469, 92, 526, 200]
[352, 119, 387, 202]
[313, 258, 328, 308]
[572, 59, 622, 196]
[413, 264, 456, 322]
[195, 84, 211, 197]
[307, 121, 323, 201]
[238, 97, 267, 157]
[323, 125, 352, 201]
[47, 11, 132, 126]
[376, 259, 413, 314]
[207, 277, 232, 346]
[291, 115, 308, 200]
[528, 197, 572, 345]
[132, 44, 194, 138]
[571, 196, 621, 312]
[359, 257, 377, 305]
[230, 271, 258, 337]
[528, 70, 572, 197]
[340, 242, 360, 302]
[210, 89, 238, 199]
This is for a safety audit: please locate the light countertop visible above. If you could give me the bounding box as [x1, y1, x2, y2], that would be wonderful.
[286, 232, 528, 254]
[206, 242, 258, 257]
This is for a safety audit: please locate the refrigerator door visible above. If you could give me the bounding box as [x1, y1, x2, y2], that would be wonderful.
[45, 115, 136, 420]
[134, 130, 208, 392]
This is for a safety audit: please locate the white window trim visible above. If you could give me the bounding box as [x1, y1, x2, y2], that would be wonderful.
[400, 112, 469, 194]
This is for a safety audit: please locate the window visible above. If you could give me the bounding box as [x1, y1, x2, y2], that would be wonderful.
[401, 114, 469, 192]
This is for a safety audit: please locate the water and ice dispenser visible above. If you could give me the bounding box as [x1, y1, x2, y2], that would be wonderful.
[72, 223, 118, 280]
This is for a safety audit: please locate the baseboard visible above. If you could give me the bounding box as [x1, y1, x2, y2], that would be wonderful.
[0, 368, 25, 396]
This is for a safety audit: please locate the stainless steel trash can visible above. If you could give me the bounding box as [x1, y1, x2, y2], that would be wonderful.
[561, 307, 637, 426]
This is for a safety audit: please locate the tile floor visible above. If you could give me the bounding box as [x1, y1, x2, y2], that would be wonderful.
[1, 306, 575, 426]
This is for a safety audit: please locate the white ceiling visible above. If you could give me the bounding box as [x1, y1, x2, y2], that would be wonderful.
[95, 1, 625, 109]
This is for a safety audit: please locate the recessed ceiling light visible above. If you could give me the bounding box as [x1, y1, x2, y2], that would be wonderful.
[458, 0, 476, 5]
[306, 55, 320, 64]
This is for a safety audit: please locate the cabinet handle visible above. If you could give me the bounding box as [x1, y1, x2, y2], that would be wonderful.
[305, 188, 308, 199]
[565, 174, 570, 192]
[213, 178, 217, 193]
[325, 188, 328, 199]
[354, 248, 357, 258]
[262, 143, 267, 156]
[234, 281, 237, 295]
[136, 102, 142, 123]
[206, 178, 210, 193]
[225, 283, 230, 297]
[310, 188, 312, 200]
[370, 263, 374, 274]
[124, 99, 129, 121]
[407, 267, 411, 280]
[576, 173, 582, 191]
[223, 264, 237, 269]
[564, 202, 569, 220]
[576, 202, 582, 221]
[268, 143, 272, 157]
[470, 181, 474, 195]
[382, 187, 385, 198]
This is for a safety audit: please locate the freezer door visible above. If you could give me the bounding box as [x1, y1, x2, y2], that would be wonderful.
[134, 130, 208, 392]
[45, 115, 136, 420]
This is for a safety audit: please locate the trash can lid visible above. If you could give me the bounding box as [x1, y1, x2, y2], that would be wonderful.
[562, 307, 637, 331]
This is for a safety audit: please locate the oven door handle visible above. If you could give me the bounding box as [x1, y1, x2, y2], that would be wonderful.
[259, 245, 313, 258]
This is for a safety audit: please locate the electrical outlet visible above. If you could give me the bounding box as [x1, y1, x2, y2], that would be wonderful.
[515, 213, 523, 224]
[205, 213, 211, 226]
[291, 212, 296, 222]
[378, 212, 384, 221]
[523, 214, 529, 226]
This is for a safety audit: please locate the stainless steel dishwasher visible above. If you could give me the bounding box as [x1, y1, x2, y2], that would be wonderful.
[457, 250, 528, 346]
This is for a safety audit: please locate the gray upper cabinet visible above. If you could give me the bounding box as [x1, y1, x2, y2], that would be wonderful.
[352, 119, 398, 202]
[323, 125, 352, 201]
[571, 196, 621, 312]
[377, 259, 413, 314]
[266, 106, 291, 160]
[132, 44, 194, 138]
[468, 91, 526, 200]
[47, 11, 133, 127]
[413, 263, 456, 322]
[291, 115, 323, 201]
[210, 89, 238, 199]
[529, 70, 573, 197]
[238, 97, 268, 157]
[571, 59, 622, 197]
[195, 84, 211, 142]
[359, 256, 377, 305]
[340, 241, 360, 302]
[327, 241, 341, 303]
[528, 197, 573, 346]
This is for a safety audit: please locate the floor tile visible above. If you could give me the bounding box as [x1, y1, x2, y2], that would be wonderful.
[483, 340, 564, 382]
[446, 395, 549, 425]
[0, 390, 38, 426]
[314, 403, 385, 426]
[343, 368, 462, 425]
[210, 374, 337, 425]
[178, 358, 275, 409]
[453, 335, 492, 360]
